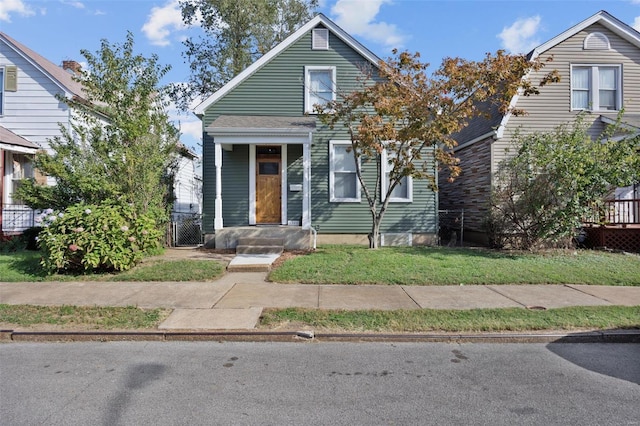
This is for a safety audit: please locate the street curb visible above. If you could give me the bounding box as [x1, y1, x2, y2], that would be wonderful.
[2, 329, 639, 343]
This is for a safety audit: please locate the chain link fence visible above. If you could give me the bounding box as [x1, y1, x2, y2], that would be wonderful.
[438, 209, 464, 247]
[170, 213, 203, 247]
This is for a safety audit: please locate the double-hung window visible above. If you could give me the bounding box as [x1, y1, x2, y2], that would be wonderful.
[305, 66, 336, 113]
[329, 140, 359, 202]
[382, 147, 413, 203]
[571, 65, 621, 111]
[9, 153, 33, 204]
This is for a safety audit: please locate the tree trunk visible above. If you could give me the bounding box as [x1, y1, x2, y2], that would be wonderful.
[369, 219, 380, 249]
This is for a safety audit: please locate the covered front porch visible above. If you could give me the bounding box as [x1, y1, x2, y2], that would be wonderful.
[1, 126, 40, 236]
[204, 115, 316, 250]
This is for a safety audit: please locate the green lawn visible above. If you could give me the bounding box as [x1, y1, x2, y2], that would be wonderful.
[269, 246, 640, 286]
[0, 304, 170, 329]
[260, 306, 640, 333]
[0, 251, 226, 282]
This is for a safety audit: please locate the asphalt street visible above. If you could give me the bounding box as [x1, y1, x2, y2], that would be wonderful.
[1, 342, 638, 425]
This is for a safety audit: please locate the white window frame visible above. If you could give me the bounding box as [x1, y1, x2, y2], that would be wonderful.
[381, 148, 413, 203]
[304, 65, 336, 114]
[329, 140, 360, 203]
[571, 64, 622, 112]
[5, 152, 33, 205]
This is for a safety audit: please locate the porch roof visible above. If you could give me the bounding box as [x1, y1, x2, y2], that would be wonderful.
[207, 114, 316, 130]
[205, 115, 316, 145]
[600, 114, 640, 135]
[0, 126, 40, 153]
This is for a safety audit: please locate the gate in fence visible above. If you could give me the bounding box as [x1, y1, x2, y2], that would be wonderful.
[171, 213, 203, 247]
[438, 209, 464, 247]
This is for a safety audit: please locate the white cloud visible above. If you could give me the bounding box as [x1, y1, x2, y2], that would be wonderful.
[331, 0, 406, 50]
[178, 119, 203, 144]
[0, 0, 35, 22]
[60, 0, 85, 9]
[498, 16, 542, 54]
[141, 0, 186, 47]
[634, 16, 640, 31]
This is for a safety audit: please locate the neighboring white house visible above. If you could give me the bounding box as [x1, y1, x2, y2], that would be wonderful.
[1, 32, 201, 237]
[0, 31, 86, 235]
[173, 142, 202, 220]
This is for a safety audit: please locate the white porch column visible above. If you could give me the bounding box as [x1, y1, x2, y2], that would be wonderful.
[214, 142, 223, 230]
[302, 133, 312, 230]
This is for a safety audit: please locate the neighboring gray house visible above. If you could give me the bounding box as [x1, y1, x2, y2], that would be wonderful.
[193, 13, 438, 249]
[439, 10, 640, 244]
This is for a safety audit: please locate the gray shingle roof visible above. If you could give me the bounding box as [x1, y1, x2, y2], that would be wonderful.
[0, 126, 40, 150]
[0, 31, 86, 100]
[207, 115, 316, 131]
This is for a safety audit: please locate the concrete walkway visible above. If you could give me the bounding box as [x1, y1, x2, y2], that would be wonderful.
[1, 273, 639, 331]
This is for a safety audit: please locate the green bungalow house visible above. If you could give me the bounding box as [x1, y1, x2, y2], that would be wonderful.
[193, 14, 438, 249]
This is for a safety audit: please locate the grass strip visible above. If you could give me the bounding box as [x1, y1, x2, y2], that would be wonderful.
[259, 306, 640, 333]
[0, 251, 225, 282]
[0, 304, 170, 329]
[269, 246, 640, 286]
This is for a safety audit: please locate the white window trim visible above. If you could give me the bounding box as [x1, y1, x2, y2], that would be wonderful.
[329, 140, 360, 203]
[304, 65, 336, 114]
[570, 64, 622, 112]
[381, 148, 413, 203]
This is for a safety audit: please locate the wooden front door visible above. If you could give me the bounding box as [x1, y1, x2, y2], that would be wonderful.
[256, 146, 281, 224]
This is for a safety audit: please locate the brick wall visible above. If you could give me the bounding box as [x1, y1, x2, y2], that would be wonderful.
[439, 137, 492, 233]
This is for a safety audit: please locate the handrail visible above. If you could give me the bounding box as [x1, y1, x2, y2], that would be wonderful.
[583, 199, 640, 225]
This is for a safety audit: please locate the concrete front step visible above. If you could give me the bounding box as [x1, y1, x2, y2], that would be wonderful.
[236, 245, 283, 255]
[236, 237, 284, 256]
[227, 254, 280, 273]
[237, 237, 284, 247]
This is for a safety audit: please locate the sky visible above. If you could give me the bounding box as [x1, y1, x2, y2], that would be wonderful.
[2, 0, 640, 152]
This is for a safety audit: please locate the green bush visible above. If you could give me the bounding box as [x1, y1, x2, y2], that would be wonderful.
[38, 203, 162, 273]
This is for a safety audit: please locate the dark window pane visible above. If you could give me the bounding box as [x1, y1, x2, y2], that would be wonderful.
[259, 162, 279, 175]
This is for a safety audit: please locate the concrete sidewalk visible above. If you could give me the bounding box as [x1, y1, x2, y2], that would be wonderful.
[1, 272, 639, 331]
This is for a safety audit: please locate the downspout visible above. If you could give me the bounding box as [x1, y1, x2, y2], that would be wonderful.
[310, 225, 317, 250]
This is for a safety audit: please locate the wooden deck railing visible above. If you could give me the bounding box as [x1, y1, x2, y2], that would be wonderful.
[583, 199, 640, 225]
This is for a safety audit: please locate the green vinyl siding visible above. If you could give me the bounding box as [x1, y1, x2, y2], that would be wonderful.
[221, 144, 250, 227]
[202, 25, 437, 235]
[287, 144, 304, 223]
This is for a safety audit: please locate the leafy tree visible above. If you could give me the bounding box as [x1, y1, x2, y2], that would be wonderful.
[17, 32, 179, 223]
[318, 49, 559, 248]
[171, 0, 318, 109]
[488, 114, 640, 250]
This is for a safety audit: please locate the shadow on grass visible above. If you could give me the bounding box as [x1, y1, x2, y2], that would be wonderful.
[5, 251, 49, 280]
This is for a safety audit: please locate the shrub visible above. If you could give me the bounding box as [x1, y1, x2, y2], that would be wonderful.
[0, 234, 26, 253]
[38, 202, 163, 273]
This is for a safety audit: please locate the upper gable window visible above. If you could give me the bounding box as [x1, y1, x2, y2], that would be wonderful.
[584, 32, 611, 50]
[312, 28, 329, 50]
[571, 65, 621, 111]
[304, 65, 336, 113]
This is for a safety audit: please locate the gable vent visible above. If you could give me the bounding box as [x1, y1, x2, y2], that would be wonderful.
[312, 28, 329, 50]
[584, 32, 610, 50]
